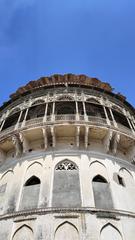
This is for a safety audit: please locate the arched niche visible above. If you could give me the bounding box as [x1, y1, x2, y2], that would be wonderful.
[52, 160, 81, 207]
[55, 222, 79, 240]
[13, 225, 33, 240]
[19, 175, 41, 210]
[0, 170, 14, 213]
[90, 161, 108, 181]
[20, 162, 43, 210]
[92, 174, 113, 210]
[119, 168, 133, 187]
[25, 162, 43, 178]
[101, 224, 122, 240]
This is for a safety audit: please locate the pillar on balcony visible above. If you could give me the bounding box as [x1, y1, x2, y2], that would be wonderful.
[20, 133, 30, 153]
[111, 132, 120, 155]
[51, 126, 56, 148]
[85, 126, 89, 149]
[42, 127, 48, 149]
[103, 129, 113, 153]
[12, 134, 23, 157]
[76, 126, 80, 148]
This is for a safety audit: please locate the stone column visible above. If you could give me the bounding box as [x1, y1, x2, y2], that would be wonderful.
[103, 106, 110, 125]
[85, 126, 89, 149]
[109, 108, 117, 127]
[75, 101, 79, 120]
[20, 132, 30, 153]
[22, 108, 29, 127]
[42, 127, 48, 149]
[43, 102, 48, 122]
[76, 126, 80, 148]
[15, 110, 23, 130]
[12, 135, 22, 157]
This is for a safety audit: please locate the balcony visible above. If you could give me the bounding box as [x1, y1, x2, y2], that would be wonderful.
[0, 114, 134, 140]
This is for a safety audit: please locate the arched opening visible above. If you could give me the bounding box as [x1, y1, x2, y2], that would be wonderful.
[85, 102, 105, 118]
[112, 109, 130, 129]
[119, 168, 133, 187]
[25, 176, 40, 186]
[19, 176, 41, 210]
[26, 104, 46, 120]
[13, 225, 33, 240]
[2, 111, 20, 130]
[92, 175, 113, 210]
[52, 160, 81, 207]
[101, 224, 122, 240]
[0, 170, 14, 213]
[55, 102, 76, 115]
[93, 175, 107, 183]
[55, 222, 79, 240]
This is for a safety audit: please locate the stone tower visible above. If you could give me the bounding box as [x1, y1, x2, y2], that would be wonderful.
[0, 74, 135, 240]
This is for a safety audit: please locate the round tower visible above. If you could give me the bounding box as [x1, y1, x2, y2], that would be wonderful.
[0, 74, 135, 240]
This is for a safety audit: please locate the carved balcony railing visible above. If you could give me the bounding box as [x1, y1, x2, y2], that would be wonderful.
[117, 122, 134, 136]
[0, 114, 134, 139]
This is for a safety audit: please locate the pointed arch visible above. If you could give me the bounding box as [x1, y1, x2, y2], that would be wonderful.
[90, 160, 106, 168]
[101, 223, 122, 240]
[24, 175, 40, 186]
[27, 161, 43, 171]
[52, 159, 81, 207]
[55, 222, 79, 240]
[90, 160, 108, 182]
[119, 167, 133, 177]
[25, 161, 43, 180]
[55, 159, 78, 171]
[1, 169, 14, 180]
[92, 175, 107, 183]
[12, 224, 33, 240]
[119, 167, 133, 187]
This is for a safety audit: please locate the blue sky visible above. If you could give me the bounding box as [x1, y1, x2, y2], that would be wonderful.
[0, 0, 135, 106]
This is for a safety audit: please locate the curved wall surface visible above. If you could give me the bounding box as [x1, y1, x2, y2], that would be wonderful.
[0, 74, 135, 239]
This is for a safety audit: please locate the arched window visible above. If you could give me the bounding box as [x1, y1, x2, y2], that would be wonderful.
[52, 160, 81, 207]
[0, 170, 14, 214]
[25, 176, 40, 186]
[119, 168, 133, 187]
[19, 176, 41, 210]
[92, 175, 113, 210]
[55, 222, 79, 240]
[13, 225, 33, 240]
[101, 224, 122, 240]
[93, 175, 107, 183]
